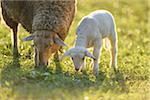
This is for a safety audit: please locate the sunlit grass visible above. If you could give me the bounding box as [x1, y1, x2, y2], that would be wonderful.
[0, 0, 150, 99]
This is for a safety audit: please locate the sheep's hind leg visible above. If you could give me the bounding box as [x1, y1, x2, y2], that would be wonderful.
[12, 26, 19, 58]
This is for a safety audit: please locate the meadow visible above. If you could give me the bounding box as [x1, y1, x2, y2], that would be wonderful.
[0, 0, 150, 99]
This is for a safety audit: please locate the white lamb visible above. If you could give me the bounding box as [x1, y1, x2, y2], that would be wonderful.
[61, 10, 118, 75]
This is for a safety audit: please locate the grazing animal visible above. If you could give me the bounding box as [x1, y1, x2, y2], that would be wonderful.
[61, 10, 118, 75]
[1, 0, 76, 67]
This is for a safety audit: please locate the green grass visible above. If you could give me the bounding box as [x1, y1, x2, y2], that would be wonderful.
[0, 0, 150, 99]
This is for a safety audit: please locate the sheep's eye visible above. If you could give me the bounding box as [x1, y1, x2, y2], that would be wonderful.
[36, 35, 39, 37]
[45, 44, 49, 48]
[45, 44, 52, 48]
[45, 35, 49, 38]
[71, 57, 74, 60]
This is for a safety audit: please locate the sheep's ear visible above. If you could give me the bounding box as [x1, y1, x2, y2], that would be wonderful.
[54, 34, 67, 46]
[22, 35, 34, 41]
[85, 50, 96, 60]
[59, 50, 71, 61]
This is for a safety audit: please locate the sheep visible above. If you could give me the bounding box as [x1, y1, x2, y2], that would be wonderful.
[61, 10, 118, 75]
[1, 0, 76, 67]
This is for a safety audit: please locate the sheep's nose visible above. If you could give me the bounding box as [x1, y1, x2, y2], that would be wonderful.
[75, 68, 79, 71]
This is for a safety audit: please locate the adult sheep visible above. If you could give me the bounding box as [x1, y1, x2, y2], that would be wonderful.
[1, 0, 76, 67]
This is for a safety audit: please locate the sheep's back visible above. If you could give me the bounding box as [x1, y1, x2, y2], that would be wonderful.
[1, 1, 33, 33]
[32, 0, 76, 40]
[1, 0, 76, 38]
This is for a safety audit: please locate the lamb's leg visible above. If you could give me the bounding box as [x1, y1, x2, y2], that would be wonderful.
[93, 39, 102, 75]
[81, 59, 86, 72]
[109, 30, 118, 71]
[12, 26, 19, 57]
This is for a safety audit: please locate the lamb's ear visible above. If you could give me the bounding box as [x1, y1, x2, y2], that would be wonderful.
[59, 50, 71, 61]
[22, 35, 34, 41]
[85, 50, 96, 60]
[54, 34, 67, 46]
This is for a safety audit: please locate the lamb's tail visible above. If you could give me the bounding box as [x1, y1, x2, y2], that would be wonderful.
[103, 38, 111, 51]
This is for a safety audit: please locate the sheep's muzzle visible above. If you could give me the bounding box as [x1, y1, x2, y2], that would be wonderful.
[33, 30, 55, 67]
[22, 30, 67, 67]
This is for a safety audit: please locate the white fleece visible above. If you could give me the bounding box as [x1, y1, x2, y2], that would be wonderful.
[76, 10, 116, 47]
[64, 10, 118, 75]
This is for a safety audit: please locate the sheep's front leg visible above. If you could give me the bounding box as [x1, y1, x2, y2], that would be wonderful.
[54, 51, 59, 62]
[35, 48, 39, 67]
[93, 39, 102, 75]
[12, 26, 19, 57]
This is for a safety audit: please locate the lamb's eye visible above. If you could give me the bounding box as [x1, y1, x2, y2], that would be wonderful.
[71, 57, 74, 60]
[82, 57, 85, 60]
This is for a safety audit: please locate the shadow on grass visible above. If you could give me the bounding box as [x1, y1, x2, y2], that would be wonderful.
[54, 56, 62, 73]
[1, 57, 128, 98]
[114, 70, 129, 92]
[1, 56, 22, 85]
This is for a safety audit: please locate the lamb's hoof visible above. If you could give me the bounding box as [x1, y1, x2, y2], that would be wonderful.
[81, 69, 86, 74]
[111, 65, 118, 72]
[13, 51, 20, 58]
[93, 71, 99, 76]
[113, 67, 119, 73]
[81, 67, 86, 73]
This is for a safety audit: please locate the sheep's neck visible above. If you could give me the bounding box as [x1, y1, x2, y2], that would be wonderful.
[75, 34, 87, 48]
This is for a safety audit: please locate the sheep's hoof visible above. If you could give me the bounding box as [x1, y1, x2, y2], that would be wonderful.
[35, 62, 48, 69]
[35, 65, 47, 70]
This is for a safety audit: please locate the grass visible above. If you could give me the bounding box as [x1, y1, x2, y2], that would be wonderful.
[0, 0, 150, 99]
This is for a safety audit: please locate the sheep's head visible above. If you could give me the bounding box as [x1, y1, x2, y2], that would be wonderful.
[22, 30, 66, 67]
[61, 47, 96, 71]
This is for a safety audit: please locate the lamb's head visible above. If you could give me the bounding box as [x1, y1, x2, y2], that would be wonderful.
[61, 47, 96, 71]
[22, 30, 66, 67]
